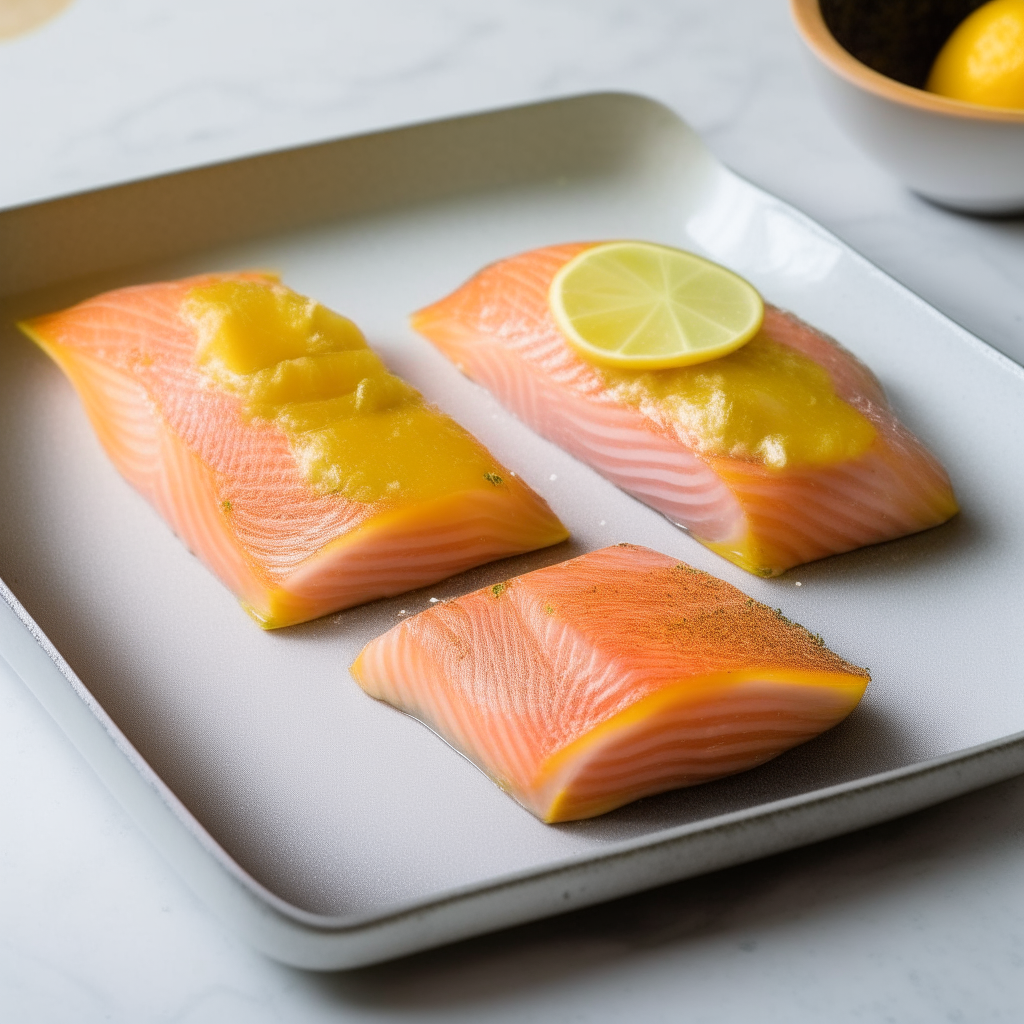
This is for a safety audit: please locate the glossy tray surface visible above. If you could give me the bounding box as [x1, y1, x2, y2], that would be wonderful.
[0, 93, 1021, 968]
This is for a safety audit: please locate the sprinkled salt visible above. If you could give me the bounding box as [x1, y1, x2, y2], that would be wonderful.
[795, 582, 802, 587]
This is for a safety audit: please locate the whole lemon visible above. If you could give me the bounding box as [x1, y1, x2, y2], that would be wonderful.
[927, 0, 1024, 109]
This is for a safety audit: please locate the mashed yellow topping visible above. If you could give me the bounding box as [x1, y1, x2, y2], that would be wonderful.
[184, 278, 507, 504]
[602, 333, 876, 469]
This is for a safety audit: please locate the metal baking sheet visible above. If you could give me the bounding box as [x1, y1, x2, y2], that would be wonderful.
[1, 93, 1022, 970]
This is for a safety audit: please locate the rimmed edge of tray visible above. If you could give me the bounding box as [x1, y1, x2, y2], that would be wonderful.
[4, 571, 1023, 969]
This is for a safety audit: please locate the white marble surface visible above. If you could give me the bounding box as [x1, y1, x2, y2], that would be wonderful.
[3, 0, 1024, 1019]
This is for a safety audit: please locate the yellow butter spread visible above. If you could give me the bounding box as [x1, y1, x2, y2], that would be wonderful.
[601, 333, 876, 469]
[184, 278, 506, 504]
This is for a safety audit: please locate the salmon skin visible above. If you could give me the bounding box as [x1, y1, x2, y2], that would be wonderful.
[18, 273, 568, 628]
[411, 243, 958, 577]
[352, 543, 869, 823]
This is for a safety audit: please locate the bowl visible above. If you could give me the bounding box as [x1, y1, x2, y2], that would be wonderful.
[790, 0, 1024, 214]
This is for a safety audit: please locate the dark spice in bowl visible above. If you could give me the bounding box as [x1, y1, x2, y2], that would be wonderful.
[820, 0, 987, 88]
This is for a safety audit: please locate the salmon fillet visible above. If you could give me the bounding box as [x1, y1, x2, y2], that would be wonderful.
[19, 273, 568, 628]
[352, 544, 869, 822]
[411, 243, 958, 576]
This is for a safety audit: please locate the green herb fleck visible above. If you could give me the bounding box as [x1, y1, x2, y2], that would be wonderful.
[221, 500, 233, 513]
[483, 472, 503, 486]
[491, 583, 507, 598]
[544, 604, 555, 615]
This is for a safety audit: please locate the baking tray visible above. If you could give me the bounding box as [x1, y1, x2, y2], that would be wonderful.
[1, 92, 1022, 970]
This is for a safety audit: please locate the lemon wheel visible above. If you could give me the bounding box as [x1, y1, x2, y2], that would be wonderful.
[548, 241, 764, 370]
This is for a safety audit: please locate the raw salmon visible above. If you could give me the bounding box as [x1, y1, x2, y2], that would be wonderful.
[19, 273, 568, 628]
[352, 544, 869, 822]
[411, 243, 958, 577]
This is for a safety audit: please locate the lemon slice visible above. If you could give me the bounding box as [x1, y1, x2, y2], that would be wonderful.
[549, 241, 764, 370]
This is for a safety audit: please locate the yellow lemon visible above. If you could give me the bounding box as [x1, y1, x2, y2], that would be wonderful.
[548, 241, 764, 370]
[927, 0, 1024, 109]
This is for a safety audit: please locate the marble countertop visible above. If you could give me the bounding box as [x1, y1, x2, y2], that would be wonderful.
[3, 1, 1024, 1020]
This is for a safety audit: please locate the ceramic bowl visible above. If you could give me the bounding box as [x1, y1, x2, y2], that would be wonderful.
[790, 0, 1024, 214]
